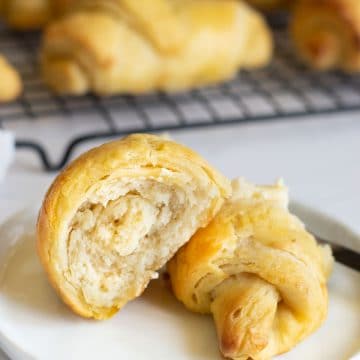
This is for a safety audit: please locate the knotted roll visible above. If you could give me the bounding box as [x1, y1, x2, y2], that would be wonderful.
[37, 134, 231, 319]
[40, 0, 272, 95]
[291, 0, 360, 72]
[168, 179, 333, 360]
[0, 55, 22, 102]
[0, 0, 72, 30]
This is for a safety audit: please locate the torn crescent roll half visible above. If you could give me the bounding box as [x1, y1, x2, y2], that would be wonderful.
[168, 179, 333, 360]
[37, 134, 231, 319]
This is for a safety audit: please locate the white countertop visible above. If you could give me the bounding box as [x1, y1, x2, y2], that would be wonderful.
[1, 111, 360, 231]
[1, 111, 360, 359]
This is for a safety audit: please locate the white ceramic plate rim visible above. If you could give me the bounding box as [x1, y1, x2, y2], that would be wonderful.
[0, 205, 359, 360]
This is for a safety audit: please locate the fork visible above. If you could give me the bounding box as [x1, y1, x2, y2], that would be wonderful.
[316, 236, 360, 271]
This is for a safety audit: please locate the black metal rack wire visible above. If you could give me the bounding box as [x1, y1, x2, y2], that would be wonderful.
[1, 27, 360, 171]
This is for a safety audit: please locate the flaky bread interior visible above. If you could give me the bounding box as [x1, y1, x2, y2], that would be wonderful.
[37, 134, 231, 319]
[168, 178, 333, 360]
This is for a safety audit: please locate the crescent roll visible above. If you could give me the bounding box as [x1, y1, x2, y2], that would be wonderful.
[0, 55, 22, 102]
[0, 0, 72, 30]
[291, 0, 360, 72]
[40, 0, 273, 95]
[37, 134, 231, 319]
[168, 178, 333, 360]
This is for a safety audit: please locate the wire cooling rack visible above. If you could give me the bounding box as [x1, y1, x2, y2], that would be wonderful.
[1, 27, 360, 171]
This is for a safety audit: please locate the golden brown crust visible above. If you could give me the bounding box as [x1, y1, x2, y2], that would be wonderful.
[0, 55, 22, 103]
[72, 0, 188, 54]
[168, 180, 333, 359]
[245, 0, 292, 11]
[40, 0, 273, 95]
[0, 0, 73, 30]
[37, 134, 231, 319]
[291, 0, 360, 71]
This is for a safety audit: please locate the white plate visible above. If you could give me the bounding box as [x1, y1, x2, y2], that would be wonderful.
[0, 208, 359, 360]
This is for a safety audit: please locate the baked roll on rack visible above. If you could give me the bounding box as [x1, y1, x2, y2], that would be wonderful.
[0, 55, 22, 102]
[291, 0, 360, 72]
[37, 134, 231, 319]
[40, 0, 273, 95]
[168, 179, 333, 360]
